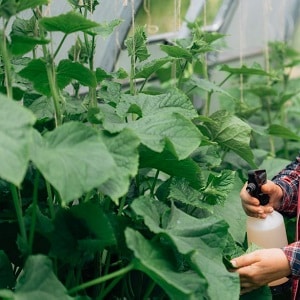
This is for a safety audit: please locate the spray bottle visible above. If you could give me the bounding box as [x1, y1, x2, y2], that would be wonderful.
[245, 169, 291, 298]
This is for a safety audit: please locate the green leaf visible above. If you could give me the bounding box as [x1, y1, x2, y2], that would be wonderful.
[13, 255, 73, 300]
[125, 26, 150, 62]
[0, 251, 15, 289]
[0, 0, 17, 18]
[10, 35, 49, 56]
[126, 228, 208, 300]
[202, 170, 236, 205]
[160, 44, 193, 61]
[134, 57, 173, 79]
[139, 146, 203, 189]
[99, 129, 140, 204]
[189, 76, 235, 99]
[204, 110, 256, 168]
[267, 124, 300, 141]
[39, 11, 99, 34]
[117, 89, 198, 119]
[169, 178, 212, 212]
[18, 59, 50, 96]
[27, 96, 54, 121]
[91, 19, 122, 37]
[16, 0, 49, 13]
[50, 203, 116, 266]
[57, 59, 97, 88]
[0, 94, 36, 186]
[128, 112, 202, 160]
[95, 68, 113, 82]
[220, 64, 272, 76]
[130, 197, 240, 300]
[98, 80, 122, 104]
[30, 122, 116, 204]
[99, 103, 126, 133]
[213, 173, 246, 245]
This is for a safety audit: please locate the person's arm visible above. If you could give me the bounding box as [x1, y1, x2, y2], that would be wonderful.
[231, 248, 291, 294]
[283, 241, 300, 278]
[272, 154, 300, 216]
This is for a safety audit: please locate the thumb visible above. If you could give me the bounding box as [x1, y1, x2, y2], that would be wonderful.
[260, 180, 274, 193]
[231, 252, 258, 268]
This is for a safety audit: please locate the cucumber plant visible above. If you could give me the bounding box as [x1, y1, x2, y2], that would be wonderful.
[1, 1, 300, 299]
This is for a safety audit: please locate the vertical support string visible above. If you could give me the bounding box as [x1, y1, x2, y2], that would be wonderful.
[263, 0, 271, 74]
[144, 0, 158, 35]
[238, 1, 244, 103]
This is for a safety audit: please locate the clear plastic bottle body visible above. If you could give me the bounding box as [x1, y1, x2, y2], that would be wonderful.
[247, 211, 289, 287]
[247, 211, 288, 248]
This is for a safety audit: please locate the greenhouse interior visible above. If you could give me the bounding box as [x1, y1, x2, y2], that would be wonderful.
[2, 0, 300, 299]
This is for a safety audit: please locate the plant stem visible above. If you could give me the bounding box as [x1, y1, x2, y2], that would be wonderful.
[0, 29, 13, 99]
[10, 184, 27, 245]
[28, 171, 40, 254]
[205, 91, 213, 116]
[139, 77, 148, 93]
[35, 8, 63, 126]
[218, 73, 233, 87]
[99, 276, 123, 299]
[46, 181, 55, 219]
[130, 56, 136, 95]
[177, 60, 188, 88]
[142, 280, 156, 300]
[68, 264, 134, 295]
[118, 196, 127, 216]
[46, 61, 63, 126]
[53, 33, 68, 59]
[150, 169, 160, 196]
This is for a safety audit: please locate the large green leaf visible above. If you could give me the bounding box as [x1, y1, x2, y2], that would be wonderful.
[128, 112, 202, 160]
[189, 76, 235, 99]
[10, 35, 49, 56]
[202, 169, 236, 205]
[30, 122, 116, 203]
[139, 146, 203, 189]
[19, 59, 93, 96]
[0, 95, 36, 186]
[134, 57, 173, 79]
[99, 103, 126, 133]
[17, 0, 49, 13]
[130, 197, 240, 300]
[220, 64, 272, 76]
[18, 59, 51, 96]
[203, 110, 256, 168]
[50, 203, 117, 266]
[267, 124, 300, 141]
[0, 0, 47, 18]
[213, 173, 246, 245]
[57, 59, 97, 88]
[39, 11, 99, 34]
[117, 90, 198, 119]
[91, 19, 122, 37]
[99, 129, 140, 204]
[0, 255, 73, 300]
[160, 44, 193, 61]
[169, 177, 213, 213]
[126, 228, 208, 300]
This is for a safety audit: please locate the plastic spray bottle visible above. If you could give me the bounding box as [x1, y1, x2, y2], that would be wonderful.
[245, 169, 291, 298]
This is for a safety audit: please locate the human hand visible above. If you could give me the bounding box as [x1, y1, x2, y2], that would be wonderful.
[240, 180, 283, 218]
[231, 248, 291, 294]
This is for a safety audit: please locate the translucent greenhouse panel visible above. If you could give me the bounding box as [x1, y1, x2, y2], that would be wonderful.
[44, 0, 143, 72]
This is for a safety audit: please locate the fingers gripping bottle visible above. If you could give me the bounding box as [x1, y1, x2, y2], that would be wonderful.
[246, 170, 291, 298]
